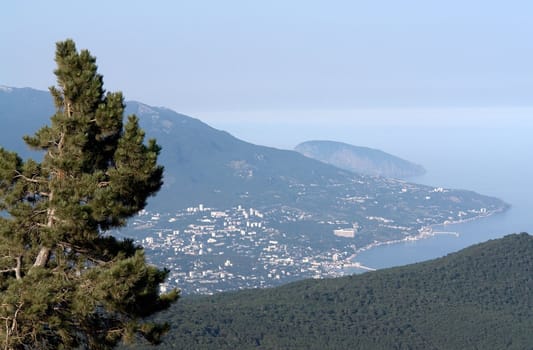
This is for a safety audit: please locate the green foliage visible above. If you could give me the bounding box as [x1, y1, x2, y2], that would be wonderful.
[0, 39, 178, 349]
[135, 233, 533, 350]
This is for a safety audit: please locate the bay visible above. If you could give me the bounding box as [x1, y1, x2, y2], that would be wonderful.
[349, 115, 533, 271]
[197, 107, 533, 272]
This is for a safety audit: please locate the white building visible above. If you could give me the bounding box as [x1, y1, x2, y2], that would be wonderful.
[333, 228, 355, 238]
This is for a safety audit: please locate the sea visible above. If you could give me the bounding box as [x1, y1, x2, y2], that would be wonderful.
[196, 106, 533, 271]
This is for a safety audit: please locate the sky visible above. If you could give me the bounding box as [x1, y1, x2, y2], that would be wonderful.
[2, 1, 533, 117]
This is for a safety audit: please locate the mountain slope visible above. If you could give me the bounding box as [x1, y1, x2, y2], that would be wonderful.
[125, 102, 356, 210]
[295, 140, 425, 178]
[0, 86, 55, 157]
[135, 233, 533, 350]
[0, 88, 353, 209]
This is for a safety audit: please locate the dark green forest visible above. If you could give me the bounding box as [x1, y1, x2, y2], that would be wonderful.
[129, 233, 533, 349]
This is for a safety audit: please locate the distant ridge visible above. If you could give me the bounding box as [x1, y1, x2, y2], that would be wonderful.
[137, 233, 533, 349]
[0, 86, 55, 157]
[295, 140, 425, 178]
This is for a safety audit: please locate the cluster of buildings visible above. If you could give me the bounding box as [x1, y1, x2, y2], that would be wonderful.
[126, 205, 357, 295]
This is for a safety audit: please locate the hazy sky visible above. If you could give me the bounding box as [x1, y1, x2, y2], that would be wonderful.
[3, 0, 533, 117]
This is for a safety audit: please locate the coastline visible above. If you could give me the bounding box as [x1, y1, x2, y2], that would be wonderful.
[340, 207, 507, 273]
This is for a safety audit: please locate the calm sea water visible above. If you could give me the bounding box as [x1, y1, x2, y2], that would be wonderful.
[352, 117, 533, 270]
[354, 181, 532, 270]
[197, 107, 533, 270]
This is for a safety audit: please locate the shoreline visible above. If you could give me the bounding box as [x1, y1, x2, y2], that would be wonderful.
[340, 207, 507, 273]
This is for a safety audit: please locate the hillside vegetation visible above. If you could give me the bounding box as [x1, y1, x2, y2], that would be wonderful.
[131, 233, 533, 349]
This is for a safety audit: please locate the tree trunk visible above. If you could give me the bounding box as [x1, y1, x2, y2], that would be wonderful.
[15, 256, 22, 280]
[33, 247, 50, 268]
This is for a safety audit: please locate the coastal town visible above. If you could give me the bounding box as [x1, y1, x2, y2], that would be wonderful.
[121, 194, 498, 295]
[122, 204, 359, 295]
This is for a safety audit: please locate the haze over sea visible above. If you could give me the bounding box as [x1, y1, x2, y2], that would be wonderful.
[198, 107, 533, 270]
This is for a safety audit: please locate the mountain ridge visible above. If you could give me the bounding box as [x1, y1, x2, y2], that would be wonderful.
[295, 139, 426, 178]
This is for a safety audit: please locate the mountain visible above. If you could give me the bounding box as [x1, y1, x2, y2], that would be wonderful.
[295, 140, 426, 178]
[0, 86, 510, 293]
[130, 233, 533, 350]
[124, 102, 359, 211]
[0, 86, 55, 157]
[0, 88, 351, 208]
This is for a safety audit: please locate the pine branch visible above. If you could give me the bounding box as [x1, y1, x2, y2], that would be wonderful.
[11, 303, 22, 333]
[0, 256, 22, 280]
[57, 242, 108, 266]
[14, 172, 46, 184]
[1, 302, 24, 349]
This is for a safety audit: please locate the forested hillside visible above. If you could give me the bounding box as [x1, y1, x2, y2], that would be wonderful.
[130, 233, 533, 349]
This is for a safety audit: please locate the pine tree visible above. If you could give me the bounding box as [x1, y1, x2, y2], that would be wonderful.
[0, 39, 178, 349]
